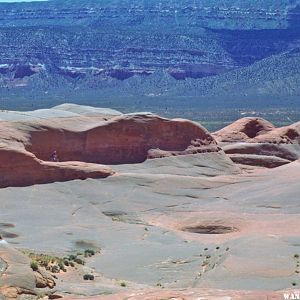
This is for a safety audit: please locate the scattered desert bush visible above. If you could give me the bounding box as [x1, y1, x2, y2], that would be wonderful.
[30, 261, 38, 271]
[84, 249, 95, 257]
[83, 274, 95, 280]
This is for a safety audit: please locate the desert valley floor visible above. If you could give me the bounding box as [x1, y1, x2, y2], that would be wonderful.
[0, 104, 300, 300]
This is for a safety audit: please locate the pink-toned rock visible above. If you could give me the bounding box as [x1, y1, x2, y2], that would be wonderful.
[228, 153, 291, 168]
[0, 147, 114, 188]
[61, 288, 286, 300]
[24, 114, 218, 164]
[213, 117, 275, 142]
[222, 142, 300, 161]
[0, 112, 219, 187]
[213, 117, 300, 144]
[213, 117, 300, 167]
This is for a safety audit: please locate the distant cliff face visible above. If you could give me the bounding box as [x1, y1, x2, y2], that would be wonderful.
[0, 0, 299, 109]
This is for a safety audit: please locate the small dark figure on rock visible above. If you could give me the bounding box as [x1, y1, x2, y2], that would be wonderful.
[50, 150, 59, 162]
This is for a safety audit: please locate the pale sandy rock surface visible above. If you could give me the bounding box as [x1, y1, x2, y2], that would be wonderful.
[53, 103, 122, 117]
[1, 159, 299, 299]
[0, 105, 299, 299]
[61, 288, 291, 299]
[228, 153, 291, 168]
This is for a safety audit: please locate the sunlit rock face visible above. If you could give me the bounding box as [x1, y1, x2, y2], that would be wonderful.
[0, 104, 221, 187]
[213, 117, 300, 168]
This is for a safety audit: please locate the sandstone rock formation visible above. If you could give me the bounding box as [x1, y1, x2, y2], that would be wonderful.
[24, 114, 218, 164]
[0, 146, 299, 299]
[228, 153, 292, 168]
[213, 117, 276, 142]
[213, 117, 300, 167]
[0, 106, 299, 299]
[0, 105, 220, 188]
[53, 103, 122, 118]
[0, 241, 55, 299]
[61, 288, 286, 300]
[214, 117, 300, 144]
[0, 149, 114, 188]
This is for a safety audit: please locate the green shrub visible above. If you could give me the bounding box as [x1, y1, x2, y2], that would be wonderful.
[69, 254, 77, 261]
[30, 261, 39, 271]
[74, 258, 85, 265]
[63, 260, 69, 266]
[84, 249, 95, 258]
[120, 281, 126, 287]
[83, 274, 94, 280]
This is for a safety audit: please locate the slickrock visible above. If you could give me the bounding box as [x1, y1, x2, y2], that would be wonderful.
[53, 103, 122, 117]
[0, 241, 55, 298]
[0, 106, 221, 187]
[213, 117, 276, 142]
[214, 117, 300, 145]
[213, 117, 300, 167]
[228, 153, 292, 168]
[0, 147, 114, 188]
[61, 288, 287, 300]
[222, 143, 300, 161]
[1, 105, 299, 299]
[24, 114, 218, 164]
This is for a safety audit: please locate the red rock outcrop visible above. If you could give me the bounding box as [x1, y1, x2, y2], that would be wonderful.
[24, 114, 218, 164]
[0, 110, 219, 188]
[213, 117, 300, 168]
[0, 147, 114, 188]
[214, 117, 300, 144]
